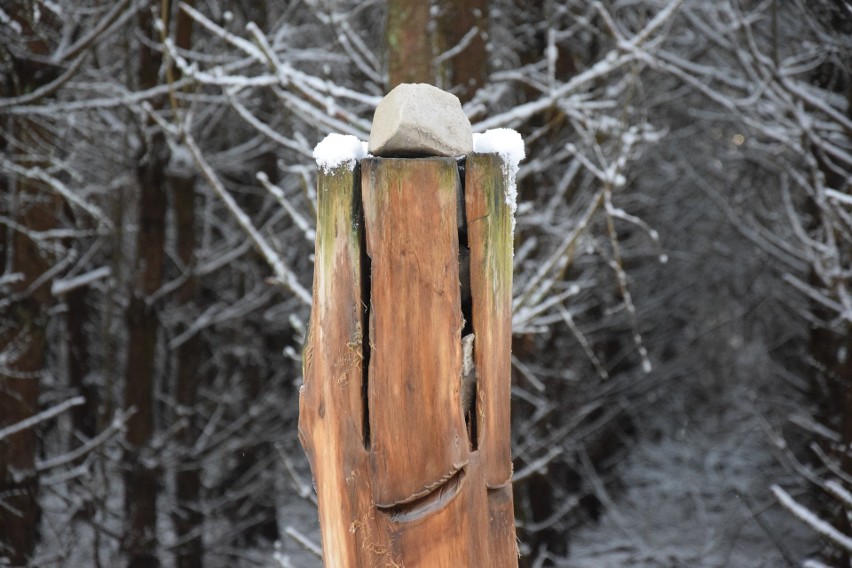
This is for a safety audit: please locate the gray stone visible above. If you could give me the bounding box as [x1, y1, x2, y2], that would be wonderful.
[368, 84, 473, 157]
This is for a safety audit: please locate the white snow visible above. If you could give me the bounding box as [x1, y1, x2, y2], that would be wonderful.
[313, 133, 367, 173]
[472, 128, 525, 233]
[0, 397, 85, 442]
[0, 8, 23, 34]
[167, 143, 194, 177]
[826, 480, 852, 509]
[43, 1, 62, 16]
[51, 267, 111, 296]
[772, 484, 852, 552]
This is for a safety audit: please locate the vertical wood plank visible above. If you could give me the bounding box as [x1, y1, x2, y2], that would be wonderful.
[299, 164, 387, 567]
[361, 157, 468, 508]
[465, 153, 519, 563]
[465, 153, 515, 488]
[487, 484, 520, 564]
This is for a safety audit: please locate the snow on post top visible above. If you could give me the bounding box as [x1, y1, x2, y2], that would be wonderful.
[313, 133, 368, 173]
[472, 128, 526, 232]
[472, 128, 525, 166]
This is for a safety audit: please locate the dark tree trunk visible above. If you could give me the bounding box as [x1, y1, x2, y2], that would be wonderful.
[385, 0, 432, 90]
[0, 4, 62, 561]
[436, 0, 489, 103]
[123, 166, 167, 567]
[164, 3, 204, 566]
[67, 286, 98, 442]
[171, 172, 203, 568]
[123, 6, 168, 567]
[0, 129, 59, 565]
[0, 296, 45, 565]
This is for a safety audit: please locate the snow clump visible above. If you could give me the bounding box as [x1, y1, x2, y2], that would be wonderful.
[472, 128, 526, 233]
[313, 134, 368, 173]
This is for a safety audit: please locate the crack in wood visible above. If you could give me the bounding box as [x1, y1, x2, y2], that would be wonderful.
[359, 175, 372, 450]
[459, 160, 478, 450]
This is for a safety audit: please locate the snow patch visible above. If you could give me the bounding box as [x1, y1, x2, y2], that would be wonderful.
[167, 144, 194, 177]
[313, 134, 367, 174]
[43, 1, 62, 16]
[472, 128, 525, 234]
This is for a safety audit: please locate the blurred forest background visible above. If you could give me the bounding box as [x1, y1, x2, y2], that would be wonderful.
[1, 0, 851, 566]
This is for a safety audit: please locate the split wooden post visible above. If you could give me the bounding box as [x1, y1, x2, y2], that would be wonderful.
[299, 152, 518, 566]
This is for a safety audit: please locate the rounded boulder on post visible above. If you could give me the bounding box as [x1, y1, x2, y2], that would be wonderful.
[368, 83, 473, 158]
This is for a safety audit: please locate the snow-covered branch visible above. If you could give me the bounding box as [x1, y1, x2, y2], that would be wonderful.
[184, 131, 312, 305]
[0, 397, 84, 442]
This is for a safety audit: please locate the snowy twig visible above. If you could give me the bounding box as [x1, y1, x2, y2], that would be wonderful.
[284, 526, 322, 559]
[0, 397, 84, 442]
[183, 131, 311, 305]
[35, 408, 133, 473]
[51, 267, 111, 297]
[256, 172, 315, 242]
[559, 305, 609, 380]
[513, 446, 565, 483]
[771, 485, 852, 553]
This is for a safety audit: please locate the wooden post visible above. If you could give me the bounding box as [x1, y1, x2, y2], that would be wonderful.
[299, 153, 518, 566]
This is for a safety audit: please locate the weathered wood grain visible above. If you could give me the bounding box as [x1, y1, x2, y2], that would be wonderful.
[361, 157, 468, 508]
[300, 156, 518, 567]
[465, 153, 519, 563]
[299, 164, 388, 566]
[465, 153, 515, 488]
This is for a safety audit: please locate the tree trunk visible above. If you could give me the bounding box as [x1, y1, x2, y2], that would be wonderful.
[67, 286, 98, 443]
[0, 5, 62, 561]
[0, 298, 45, 566]
[0, 286, 47, 566]
[435, 0, 489, 103]
[171, 172, 203, 568]
[166, 3, 204, 566]
[124, 149, 167, 567]
[123, 6, 168, 566]
[0, 125, 60, 565]
[385, 0, 432, 90]
[299, 155, 518, 566]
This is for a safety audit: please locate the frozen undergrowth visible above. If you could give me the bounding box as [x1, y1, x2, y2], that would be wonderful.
[564, 367, 817, 567]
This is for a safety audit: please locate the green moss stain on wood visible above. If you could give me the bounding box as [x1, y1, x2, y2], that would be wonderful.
[465, 153, 514, 487]
[300, 164, 388, 567]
